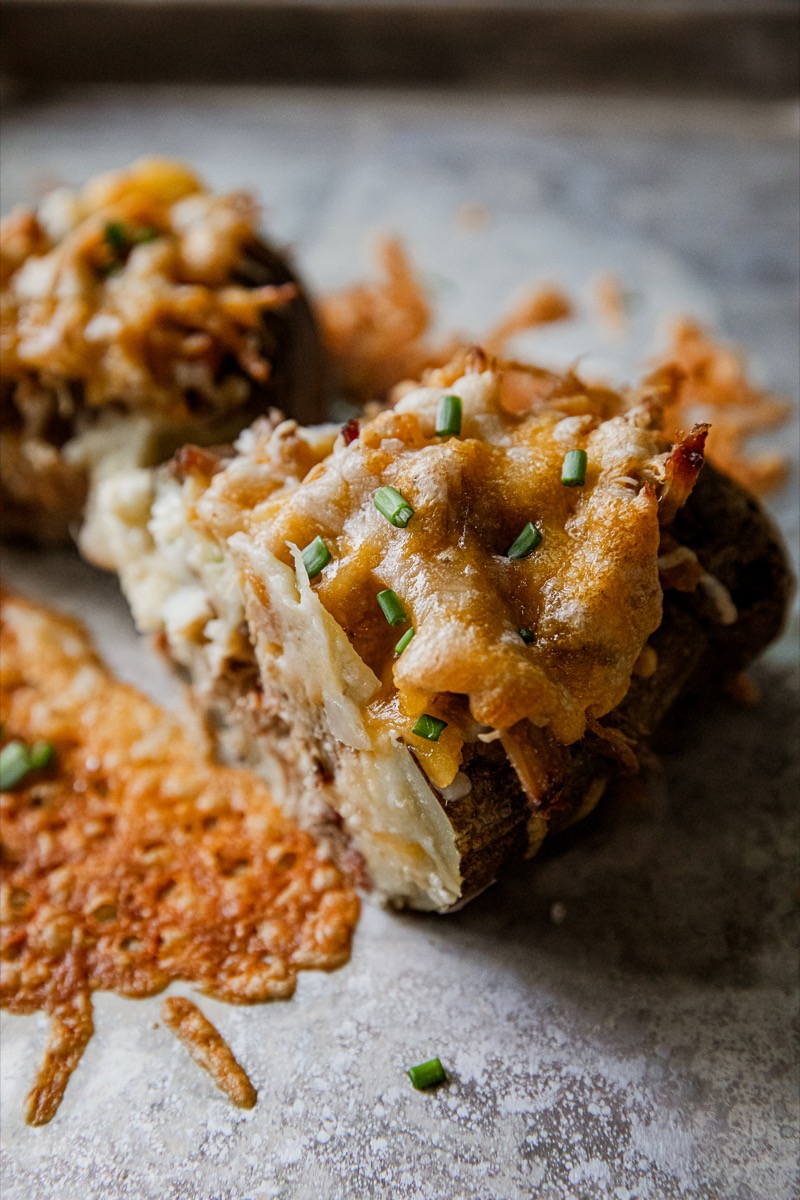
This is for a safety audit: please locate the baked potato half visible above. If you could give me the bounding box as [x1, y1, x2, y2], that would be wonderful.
[91, 352, 791, 910]
[0, 158, 324, 546]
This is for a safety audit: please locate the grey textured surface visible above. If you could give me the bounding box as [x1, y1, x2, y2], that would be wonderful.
[1, 87, 798, 1200]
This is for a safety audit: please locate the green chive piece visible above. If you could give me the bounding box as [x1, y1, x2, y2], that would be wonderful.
[412, 714, 447, 742]
[377, 589, 407, 627]
[435, 394, 462, 438]
[301, 536, 332, 580]
[133, 226, 159, 245]
[374, 486, 414, 528]
[103, 221, 128, 255]
[0, 741, 32, 790]
[394, 627, 415, 655]
[562, 448, 588, 487]
[407, 1058, 447, 1090]
[506, 522, 542, 559]
[519, 628, 536, 644]
[29, 740, 55, 770]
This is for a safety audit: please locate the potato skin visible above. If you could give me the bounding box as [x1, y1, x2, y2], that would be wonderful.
[234, 238, 326, 426]
[437, 463, 793, 902]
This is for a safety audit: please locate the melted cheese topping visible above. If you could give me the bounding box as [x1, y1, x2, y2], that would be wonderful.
[96, 358, 688, 908]
[235, 369, 669, 785]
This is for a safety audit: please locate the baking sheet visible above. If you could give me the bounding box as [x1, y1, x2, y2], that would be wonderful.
[1, 87, 798, 1200]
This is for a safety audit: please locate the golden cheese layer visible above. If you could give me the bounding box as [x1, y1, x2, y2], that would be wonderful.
[177, 360, 680, 790]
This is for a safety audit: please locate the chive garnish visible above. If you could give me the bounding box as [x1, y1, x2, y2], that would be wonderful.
[103, 222, 158, 266]
[301, 536, 332, 580]
[519, 628, 536, 644]
[0, 741, 32, 790]
[377, 589, 407, 628]
[394, 627, 415, 655]
[374, 486, 414, 528]
[435, 394, 462, 438]
[133, 226, 159, 245]
[561, 448, 588, 487]
[407, 1058, 446, 1090]
[29, 740, 55, 770]
[506, 522, 542, 559]
[103, 221, 128, 256]
[0, 738, 56, 790]
[412, 714, 447, 742]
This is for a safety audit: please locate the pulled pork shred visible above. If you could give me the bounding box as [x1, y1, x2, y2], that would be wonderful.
[316, 238, 572, 406]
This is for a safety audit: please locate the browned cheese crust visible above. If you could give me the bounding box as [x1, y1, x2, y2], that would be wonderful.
[160, 996, 257, 1110]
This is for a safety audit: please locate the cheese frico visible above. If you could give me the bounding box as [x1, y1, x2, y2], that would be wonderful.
[0, 592, 359, 1124]
[90, 350, 712, 910]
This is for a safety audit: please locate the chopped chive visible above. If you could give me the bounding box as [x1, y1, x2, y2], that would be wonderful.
[132, 226, 159, 245]
[412, 714, 447, 742]
[561, 448, 588, 487]
[29, 740, 55, 770]
[377, 589, 407, 627]
[301, 535, 332, 580]
[103, 222, 157, 267]
[394, 627, 415, 655]
[103, 221, 128, 256]
[374, 486, 414, 528]
[435, 394, 462, 438]
[519, 628, 536, 644]
[0, 741, 32, 790]
[407, 1058, 446, 1090]
[506, 522, 542, 559]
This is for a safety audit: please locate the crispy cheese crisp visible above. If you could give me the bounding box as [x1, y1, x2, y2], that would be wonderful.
[0, 591, 359, 1124]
